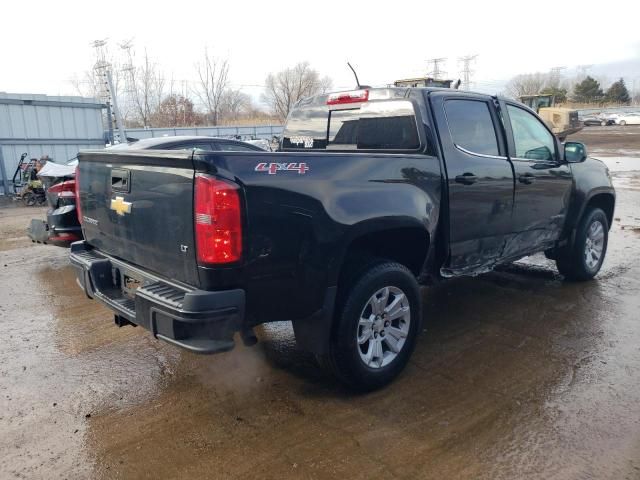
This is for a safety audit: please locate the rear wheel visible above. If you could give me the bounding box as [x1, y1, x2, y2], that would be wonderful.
[320, 260, 421, 391]
[600, 120, 607, 126]
[23, 193, 36, 207]
[619, 120, 627, 126]
[556, 207, 609, 281]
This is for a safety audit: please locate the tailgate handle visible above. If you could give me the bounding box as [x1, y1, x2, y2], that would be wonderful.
[111, 169, 131, 193]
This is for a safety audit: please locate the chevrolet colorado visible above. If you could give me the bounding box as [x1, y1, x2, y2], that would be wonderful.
[70, 87, 615, 390]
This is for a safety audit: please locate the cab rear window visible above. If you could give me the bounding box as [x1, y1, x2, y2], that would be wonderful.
[282, 100, 421, 151]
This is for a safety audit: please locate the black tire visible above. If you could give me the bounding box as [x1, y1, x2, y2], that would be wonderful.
[556, 207, 609, 281]
[23, 193, 36, 207]
[319, 259, 421, 391]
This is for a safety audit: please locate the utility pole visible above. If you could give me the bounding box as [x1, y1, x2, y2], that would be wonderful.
[105, 102, 114, 145]
[458, 54, 478, 90]
[427, 58, 447, 79]
[92, 39, 127, 143]
[183, 80, 187, 125]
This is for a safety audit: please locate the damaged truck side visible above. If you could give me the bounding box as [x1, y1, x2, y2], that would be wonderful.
[70, 87, 615, 390]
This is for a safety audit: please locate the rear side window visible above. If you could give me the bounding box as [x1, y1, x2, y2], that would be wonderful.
[444, 99, 500, 156]
[282, 100, 420, 151]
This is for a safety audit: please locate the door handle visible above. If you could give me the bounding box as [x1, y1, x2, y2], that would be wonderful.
[518, 173, 535, 185]
[455, 173, 478, 185]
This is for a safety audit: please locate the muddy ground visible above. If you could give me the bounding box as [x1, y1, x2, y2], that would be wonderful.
[571, 124, 640, 157]
[1, 127, 640, 479]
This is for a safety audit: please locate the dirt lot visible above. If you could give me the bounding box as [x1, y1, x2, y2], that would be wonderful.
[570, 124, 640, 157]
[1, 128, 640, 479]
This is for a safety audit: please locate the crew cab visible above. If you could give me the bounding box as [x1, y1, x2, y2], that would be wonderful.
[70, 87, 615, 390]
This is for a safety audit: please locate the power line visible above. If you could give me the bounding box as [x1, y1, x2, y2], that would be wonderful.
[458, 54, 478, 90]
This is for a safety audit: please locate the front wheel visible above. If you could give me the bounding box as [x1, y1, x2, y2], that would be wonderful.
[619, 120, 627, 126]
[556, 207, 609, 281]
[319, 260, 421, 391]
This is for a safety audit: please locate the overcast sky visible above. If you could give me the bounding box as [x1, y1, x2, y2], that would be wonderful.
[2, 0, 639, 102]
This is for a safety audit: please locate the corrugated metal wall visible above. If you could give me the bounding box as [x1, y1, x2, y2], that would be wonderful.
[0, 92, 105, 194]
[122, 125, 283, 141]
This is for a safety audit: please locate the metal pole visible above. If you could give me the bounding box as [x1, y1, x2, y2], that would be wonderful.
[105, 102, 115, 145]
[105, 70, 127, 143]
[0, 146, 10, 196]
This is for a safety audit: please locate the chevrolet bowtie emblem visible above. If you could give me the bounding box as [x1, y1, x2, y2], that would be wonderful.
[110, 196, 132, 216]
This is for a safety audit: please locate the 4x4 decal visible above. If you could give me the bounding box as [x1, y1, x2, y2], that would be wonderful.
[255, 162, 309, 175]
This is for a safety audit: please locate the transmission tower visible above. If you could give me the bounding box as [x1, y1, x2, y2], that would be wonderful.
[549, 66, 566, 87]
[119, 39, 136, 98]
[92, 39, 127, 143]
[458, 54, 478, 90]
[427, 58, 447, 79]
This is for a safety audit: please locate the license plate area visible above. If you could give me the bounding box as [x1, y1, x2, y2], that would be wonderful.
[112, 267, 145, 299]
[123, 274, 142, 298]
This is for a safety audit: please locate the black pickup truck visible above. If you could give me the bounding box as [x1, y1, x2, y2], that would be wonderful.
[71, 87, 615, 390]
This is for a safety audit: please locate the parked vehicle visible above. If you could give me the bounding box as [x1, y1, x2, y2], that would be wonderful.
[70, 87, 615, 390]
[28, 160, 82, 245]
[615, 113, 640, 126]
[518, 94, 582, 139]
[582, 117, 615, 126]
[108, 136, 267, 152]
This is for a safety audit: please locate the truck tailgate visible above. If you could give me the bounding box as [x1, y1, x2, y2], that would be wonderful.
[77, 150, 199, 286]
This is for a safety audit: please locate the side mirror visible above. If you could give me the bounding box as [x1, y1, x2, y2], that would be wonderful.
[564, 141, 587, 163]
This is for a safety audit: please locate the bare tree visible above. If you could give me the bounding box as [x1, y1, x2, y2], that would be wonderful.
[504, 72, 550, 99]
[121, 48, 165, 127]
[70, 71, 103, 99]
[193, 48, 230, 126]
[262, 62, 333, 121]
[219, 89, 251, 122]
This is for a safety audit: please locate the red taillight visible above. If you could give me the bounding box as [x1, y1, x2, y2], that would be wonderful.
[49, 180, 76, 198]
[194, 174, 242, 264]
[327, 89, 369, 105]
[74, 167, 82, 225]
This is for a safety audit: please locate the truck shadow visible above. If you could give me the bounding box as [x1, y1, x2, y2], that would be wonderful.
[257, 259, 607, 398]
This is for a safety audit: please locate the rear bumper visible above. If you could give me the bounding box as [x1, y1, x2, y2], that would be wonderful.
[27, 205, 83, 246]
[69, 241, 245, 354]
[47, 205, 82, 243]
